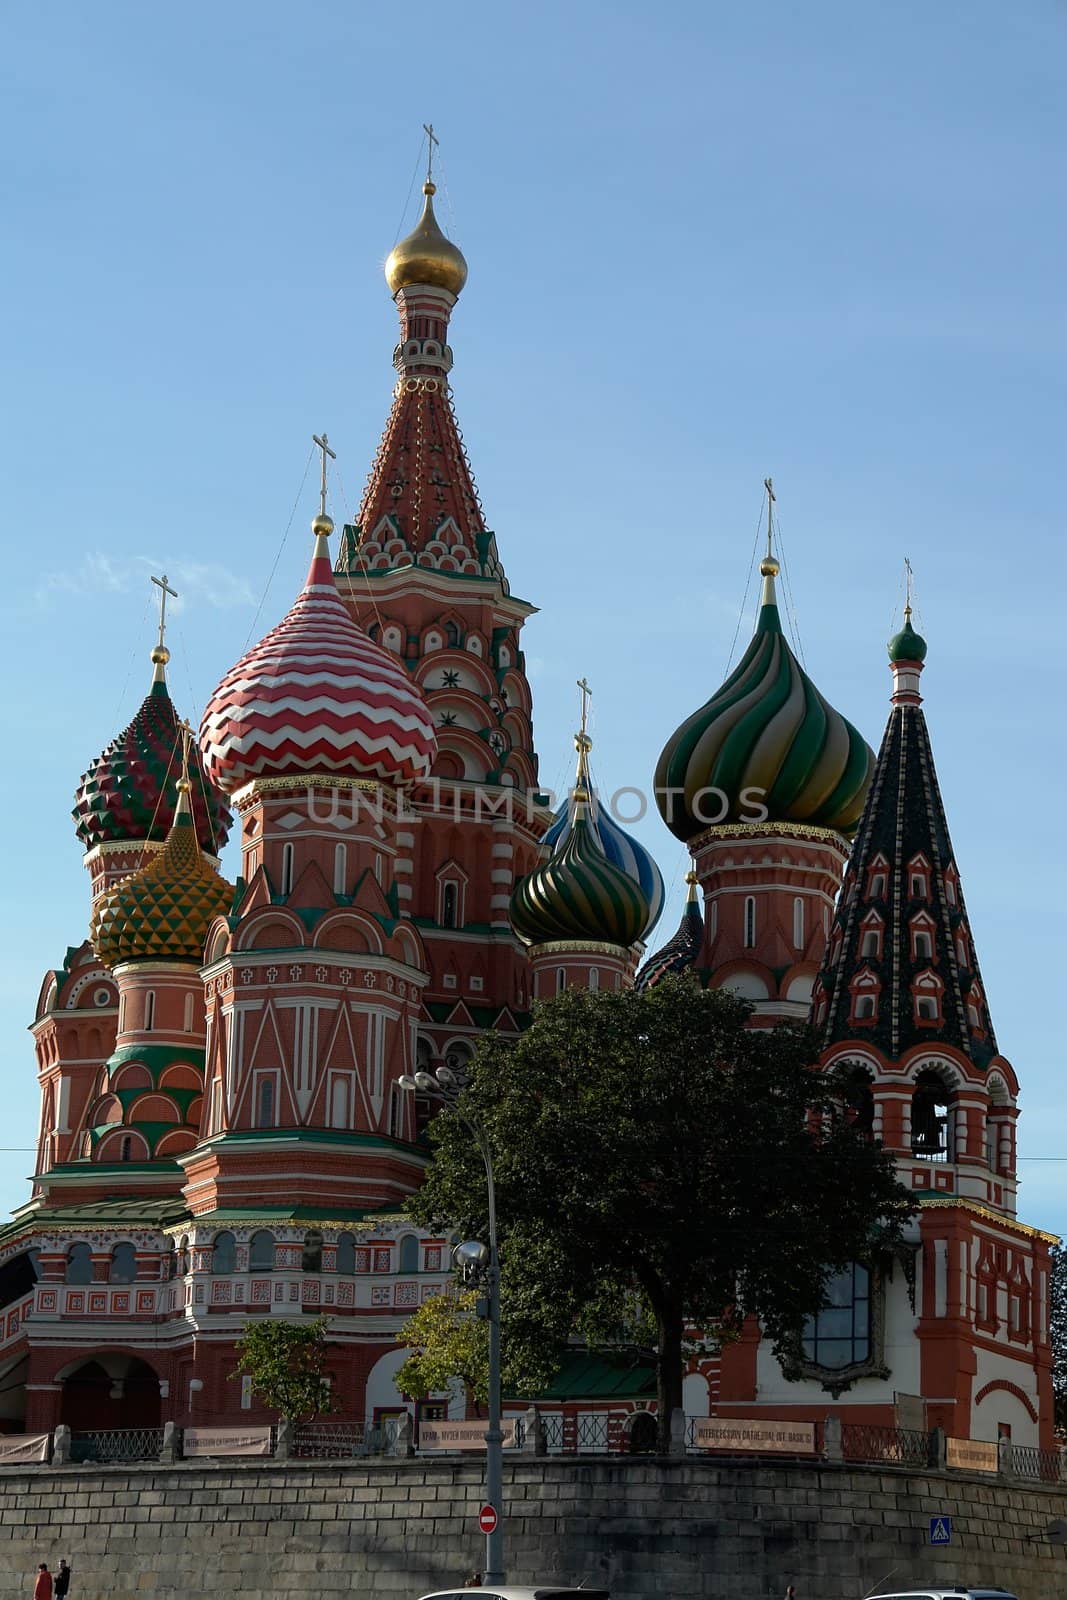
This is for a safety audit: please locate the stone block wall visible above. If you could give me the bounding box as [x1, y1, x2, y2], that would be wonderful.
[0, 1455, 1065, 1600]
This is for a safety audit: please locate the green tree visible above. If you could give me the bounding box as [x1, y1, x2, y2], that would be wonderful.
[1050, 1243, 1067, 1436]
[232, 1314, 335, 1424]
[396, 1289, 488, 1406]
[407, 976, 914, 1448]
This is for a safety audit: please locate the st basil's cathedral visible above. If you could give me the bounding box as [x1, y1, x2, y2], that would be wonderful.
[2, 168, 1054, 1451]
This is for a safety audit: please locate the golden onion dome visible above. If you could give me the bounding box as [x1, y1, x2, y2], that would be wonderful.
[89, 781, 233, 968]
[385, 182, 468, 298]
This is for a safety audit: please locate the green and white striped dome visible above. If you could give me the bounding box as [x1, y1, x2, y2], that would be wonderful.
[655, 563, 875, 842]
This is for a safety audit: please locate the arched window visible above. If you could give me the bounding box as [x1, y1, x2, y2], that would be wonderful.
[336, 1233, 356, 1275]
[855, 995, 876, 1021]
[333, 843, 347, 895]
[109, 1242, 137, 1284]
[281, 843, 295, 896]
[249, 1230, 275, 1273]
[588, 968, 599, 992]
[801, 1264, 871, 1370]
[841, 1067, 875, 1138]
[178, 1235, 190, 1275]
[65, 1243, 93, 1285]
[861, 930, 879, 958]
[743, 896, 756, 949]
[302, 1230, 323, 1274]
[912, 1071, 952, 1160]
[212, 1231, 236, 1274]
[144, 991, 155, 1032]
[870, 874, 886, 899]
[120, 1135, 133, 1162]
[556, 967, 566, 994]
[916, 995, 938, 1021]
[398, 1235, 419, 1274]
[792, 897, 804, 950]
[183, 993, 195, 1033]
[388, 1086, 404, 1140]
[913, 930, 933, 960]
[709, 900, 718, 941]
[441, 882, 458, 929]
[444, 622, 460, 647]
[256, 1077, 275, 1129]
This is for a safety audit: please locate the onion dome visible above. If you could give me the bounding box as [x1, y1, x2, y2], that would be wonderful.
[635, 872, 704, 992]
[385, 182, 468, 298]
[888, 607, 927, 663]
[199, 518, 437, 793]
[511, 794, 650, 950]
[655, 556, 875, 842]
[73, 651, 231, 854]
[89, 770, 233, 968]
[543, 778, 664, 941]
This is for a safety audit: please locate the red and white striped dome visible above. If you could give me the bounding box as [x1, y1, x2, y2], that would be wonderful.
[200, 532, 437, 793]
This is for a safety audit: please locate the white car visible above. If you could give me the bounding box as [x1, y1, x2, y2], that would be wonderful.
[418, 1590, 609, 1600]
[867, 1589, 1018, 1600]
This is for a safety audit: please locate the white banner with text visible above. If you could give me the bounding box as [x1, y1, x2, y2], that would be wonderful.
[693, 1417, 817, 1455]
[183, 1426, 273, 1458]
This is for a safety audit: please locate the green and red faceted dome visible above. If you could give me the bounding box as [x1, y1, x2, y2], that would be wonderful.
[655, 559, 875, 842]
[199, 520, 437, 793]
[73, 659, 232, 854]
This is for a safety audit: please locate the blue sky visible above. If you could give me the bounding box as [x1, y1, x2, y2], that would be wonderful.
[2, 1, 1065, 1228]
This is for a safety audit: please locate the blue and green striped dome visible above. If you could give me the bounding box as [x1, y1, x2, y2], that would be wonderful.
[543, 789, 664, 941]
[655, 569, 875, 842]
[511, 804, 650, 950]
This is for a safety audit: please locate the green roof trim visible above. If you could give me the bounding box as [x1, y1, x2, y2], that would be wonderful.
[517, 1351, 656, 1402]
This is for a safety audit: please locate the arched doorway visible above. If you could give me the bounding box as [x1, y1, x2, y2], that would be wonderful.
[59, 1356, 162, 1431]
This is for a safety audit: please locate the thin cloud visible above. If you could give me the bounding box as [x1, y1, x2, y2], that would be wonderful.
[34, 552, 258, 612]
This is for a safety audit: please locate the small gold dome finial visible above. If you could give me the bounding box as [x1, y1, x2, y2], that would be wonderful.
[385, 180, 468, 298]
[312, 510, 334, 539]
[759, 555, 780, 578]
[150, 644, 171, 667]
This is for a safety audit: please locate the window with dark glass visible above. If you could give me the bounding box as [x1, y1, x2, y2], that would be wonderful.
[66, 1243, 93, 1285]
[249, 1230, 275, 1273]
[801, 1264, 871, 1370]
[212, 1231, 236, 1274]
[398, 1234, 419, 1274]
[109, 1242, 138, 1284]
[336, 1233, 356, 1274]
[302, 1230, 323, 1274]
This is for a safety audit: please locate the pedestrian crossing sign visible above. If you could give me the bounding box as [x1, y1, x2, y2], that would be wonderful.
[929, 1515, 952, 1545]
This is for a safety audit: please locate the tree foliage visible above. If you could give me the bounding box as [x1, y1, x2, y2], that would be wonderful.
[232, 1314, 335, 1423]
[407, 976, 915, 1444]
[1050, 1243, 1067, 1436]
[396, 1289, 489, 1406]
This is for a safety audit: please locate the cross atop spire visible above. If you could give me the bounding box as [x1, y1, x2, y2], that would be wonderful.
[150, 573, 177, 684]
[422, 123, 439, 185]
[574, 676, 593, 792]
[904, 554, 915, 620]
[311, 433, 337, 539]
[764, 477, 776, 563]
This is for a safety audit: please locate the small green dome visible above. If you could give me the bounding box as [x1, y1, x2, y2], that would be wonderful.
[510, 807, 650, 950]
[888, 612, 927, 663]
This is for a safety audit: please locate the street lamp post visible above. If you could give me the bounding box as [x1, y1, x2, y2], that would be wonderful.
[398, 1066, 506, 1584]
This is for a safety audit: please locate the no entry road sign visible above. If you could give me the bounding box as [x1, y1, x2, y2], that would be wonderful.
[478, 1504, 498, 1535]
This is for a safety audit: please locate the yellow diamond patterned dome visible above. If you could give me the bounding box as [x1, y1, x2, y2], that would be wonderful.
[90, 785, 233, 967]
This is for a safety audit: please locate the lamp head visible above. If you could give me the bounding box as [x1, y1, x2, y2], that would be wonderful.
[413, 1071, 436, 1091]
[453, 1239, 491, 1277]
[396, 1074, 418, 1092]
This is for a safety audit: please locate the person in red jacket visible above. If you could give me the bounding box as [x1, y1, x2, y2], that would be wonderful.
[33, 1565, 52, 1600]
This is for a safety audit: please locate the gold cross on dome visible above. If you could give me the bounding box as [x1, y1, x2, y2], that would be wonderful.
[904, 555, 914, 619]
[312, 432, 336, 520]
[577, 676, 592, 740]
[151, 572, 178, 650]
[764, 477, 776, 560]
[423, 123, 439, 183]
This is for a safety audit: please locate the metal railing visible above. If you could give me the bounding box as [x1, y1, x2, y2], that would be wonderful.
[1010, 1444, 1064, 1483]
[841, 1423, 932, 1468]
[70, 1428, 165, 1464]
[292, 1420, 392, 1459]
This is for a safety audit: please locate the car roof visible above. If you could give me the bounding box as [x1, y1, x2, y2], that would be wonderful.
[869, 1590, 1018, 1599]
[419, 1590, 609, 1600]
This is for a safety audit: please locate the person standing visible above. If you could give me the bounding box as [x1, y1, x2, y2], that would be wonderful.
[784, 1586, 797, 1600]
[33, 1565, 52, 1600]
[54, 1563, 71, 1600]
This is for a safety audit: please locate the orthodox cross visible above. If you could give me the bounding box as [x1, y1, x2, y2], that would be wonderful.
[151, 572, 178, 651]
[904, 555, 914, 619]
[312, 432, 336, 520]
[577, 676, 592, 741]
[423, 123, 439, 183]
[763, 477, 776, 559]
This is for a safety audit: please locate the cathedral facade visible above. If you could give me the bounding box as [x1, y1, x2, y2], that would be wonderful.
[2, 173, 1053, 1450]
